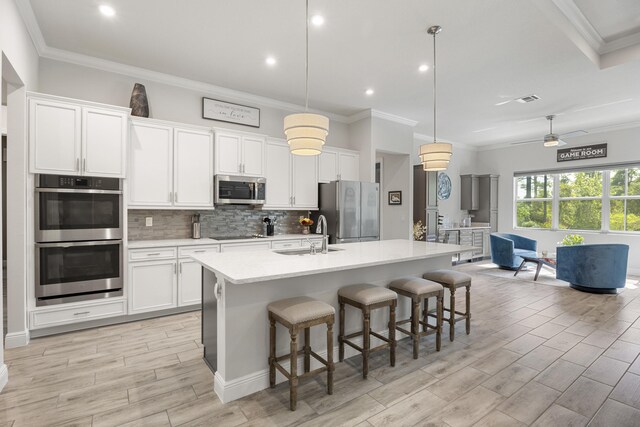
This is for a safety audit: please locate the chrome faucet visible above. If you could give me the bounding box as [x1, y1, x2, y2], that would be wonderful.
[316, 215, 329, 254]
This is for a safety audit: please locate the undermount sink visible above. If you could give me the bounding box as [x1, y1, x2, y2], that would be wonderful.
[274, 248, 343, 256]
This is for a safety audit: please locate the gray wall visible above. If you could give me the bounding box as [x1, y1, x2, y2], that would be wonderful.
[128, 206, 309, 241]
[380, 153, 411, 239]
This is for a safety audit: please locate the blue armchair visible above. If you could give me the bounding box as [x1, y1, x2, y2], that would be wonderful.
[556, 244, 629, 294]
[490, 233, 538, 270]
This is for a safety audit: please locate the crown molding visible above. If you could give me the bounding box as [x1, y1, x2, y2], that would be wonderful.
[371, 110, 418, 127]
[14, 0, 46, 55]
[346, 110, 371, 124]
[551, 0, 603, 51]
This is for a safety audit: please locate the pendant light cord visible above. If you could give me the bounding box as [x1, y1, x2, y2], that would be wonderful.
[432, 29, 437, 143]
[305, 0, 309, 112]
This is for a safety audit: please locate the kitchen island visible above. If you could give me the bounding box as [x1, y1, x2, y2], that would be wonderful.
[191, 239, 474, 403]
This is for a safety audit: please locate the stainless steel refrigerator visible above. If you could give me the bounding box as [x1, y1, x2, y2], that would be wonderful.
[318, 180, 380, 244]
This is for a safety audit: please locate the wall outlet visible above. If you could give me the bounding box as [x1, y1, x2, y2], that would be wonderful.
[145, 217, 153, 227]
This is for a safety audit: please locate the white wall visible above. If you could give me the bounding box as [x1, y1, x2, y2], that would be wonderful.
[0, 0, 40, 390]
[412, 138, 479, 226]
[38, 58, 351, 148]
[476, 126, 640, 273]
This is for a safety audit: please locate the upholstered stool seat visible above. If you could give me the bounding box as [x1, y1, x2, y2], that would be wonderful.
[268, 296, 335, 411]
[338, 284, 397, 379]
[423, 269, 472, 341]
[389, 277, 444, 358]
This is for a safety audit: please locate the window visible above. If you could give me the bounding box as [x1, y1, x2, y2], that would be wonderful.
[514, 165, 640, 233]
[558, 171, 602, 231]
[610, 168, 640, 231]
[515, 174, 552, 228]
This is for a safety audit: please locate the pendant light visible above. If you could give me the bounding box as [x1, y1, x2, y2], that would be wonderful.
[284, 0, 329, 156]
[419, 25, 452, 171]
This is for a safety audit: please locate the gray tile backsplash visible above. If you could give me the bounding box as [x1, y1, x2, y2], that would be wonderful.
[128, 206, 310, 240]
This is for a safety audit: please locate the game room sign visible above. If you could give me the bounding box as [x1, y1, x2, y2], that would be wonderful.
[557, 143, 607, 162]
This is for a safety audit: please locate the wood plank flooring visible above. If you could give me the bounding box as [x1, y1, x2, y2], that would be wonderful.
[3, 262, 640, 426]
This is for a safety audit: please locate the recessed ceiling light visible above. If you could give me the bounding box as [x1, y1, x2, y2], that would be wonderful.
[99, 5, 116, 17]
[265, 56, 277, 66]
[311, 15, 325, 26]
[365, 88, 374, 96]
[418, 64, 429, 72]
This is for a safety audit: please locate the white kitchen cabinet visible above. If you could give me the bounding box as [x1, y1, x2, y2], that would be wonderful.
[29, 94, 129, 177]
[264, 139, 318, 210]
[129, 119, 214, 209]
[178, 260, 203, 306]
[215, 131, 265, 177]
[129, 121, 174, 207]
[129, 260, 178, 314]
[318, 147, 360, 182]
[30, 299, 126, 329]
[221, 241, 272, 252]
[174, 128, 214, 207]
[338, 151, 360, 181]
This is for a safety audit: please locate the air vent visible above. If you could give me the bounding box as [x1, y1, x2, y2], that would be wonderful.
[515, 94, 541, 103]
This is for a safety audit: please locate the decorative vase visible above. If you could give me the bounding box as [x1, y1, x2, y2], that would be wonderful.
[129, 83, 149, 117]
[302, 226, 310, 235]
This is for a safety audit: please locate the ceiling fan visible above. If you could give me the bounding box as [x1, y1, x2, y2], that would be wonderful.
[511, 115, 588, 146]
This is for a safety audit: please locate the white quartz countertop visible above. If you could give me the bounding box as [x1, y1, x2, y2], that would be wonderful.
[190, 239, 476, 284]
[128, 234, 321, 249]
[439, 226, 491, 231]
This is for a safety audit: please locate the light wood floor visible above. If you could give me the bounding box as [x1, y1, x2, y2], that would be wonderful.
[3, 262, 640, 426]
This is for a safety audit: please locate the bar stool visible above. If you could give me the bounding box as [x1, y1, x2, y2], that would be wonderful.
[268, 296, 335, 411]
[423, 270, 472, 341]
[338, 284, 397, 379]
[389, 276, 444, 359]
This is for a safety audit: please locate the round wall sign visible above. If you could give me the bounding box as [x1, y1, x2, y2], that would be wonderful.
[437, 172, 452, 200]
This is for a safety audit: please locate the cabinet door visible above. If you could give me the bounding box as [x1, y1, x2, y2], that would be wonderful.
[174, 128, 214, 207]
[242, 136, 265, 177]
[264, 141, 292, 208]
[82, 107, 128, 178]
[29, 99, 82, 175]
[338, 152, 359, 181]
[179, 260, 202, 306]
[292, 154, 319, 209]
[318, 149, 338, 183]
[129, 260, 177, 314]
[129, 122, 174, 207]
[490, 177, 499, 210]
[215, 133, 241, 175]
[490, 211, 498, 233]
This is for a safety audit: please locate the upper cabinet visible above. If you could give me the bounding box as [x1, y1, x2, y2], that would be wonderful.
[129, 118, 213, 209]
[215, 131, 265, 177]
[264, 139, 318, 210]
[318, 147, 360, 182]
[29, 94, 129, 178]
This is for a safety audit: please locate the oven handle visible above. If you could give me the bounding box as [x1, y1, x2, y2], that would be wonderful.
[35, 188, 123, 195]
[36, 240, 123, 248]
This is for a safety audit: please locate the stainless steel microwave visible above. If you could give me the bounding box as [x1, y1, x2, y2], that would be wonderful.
[214, 175, 266, 205]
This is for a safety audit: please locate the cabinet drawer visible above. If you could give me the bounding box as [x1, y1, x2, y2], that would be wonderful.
[221, 242, 272, 252]
[301, 238, 323, 248]
[179, 245, 220, 258]
[129, 247, 177, 261]
[31, 300, 126, 329]
[271, 240, 301, 249]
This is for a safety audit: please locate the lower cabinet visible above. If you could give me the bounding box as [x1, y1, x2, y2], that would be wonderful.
[30, 299, 126, 329]
[178, 260, 203, 306]
[129, 260, 178, 314]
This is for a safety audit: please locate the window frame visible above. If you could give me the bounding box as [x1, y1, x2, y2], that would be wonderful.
[513, 174, 554, 230]
[608, 167, 640, 233]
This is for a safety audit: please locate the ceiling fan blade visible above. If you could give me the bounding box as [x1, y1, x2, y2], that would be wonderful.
[559, 130, 588, 138]
[510, 138, 541, 145]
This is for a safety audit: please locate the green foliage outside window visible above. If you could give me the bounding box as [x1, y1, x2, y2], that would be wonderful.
[610, 168, 640, 231]
[515, 174, 552, 228]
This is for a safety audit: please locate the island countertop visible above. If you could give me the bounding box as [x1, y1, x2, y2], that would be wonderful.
[191, 239, 475, 285]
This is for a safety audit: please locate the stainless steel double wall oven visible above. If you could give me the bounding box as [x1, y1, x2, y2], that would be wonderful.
[35, 174, 123, 306]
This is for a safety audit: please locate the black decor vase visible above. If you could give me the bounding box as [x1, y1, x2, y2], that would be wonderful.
[129, 83, 149, 117]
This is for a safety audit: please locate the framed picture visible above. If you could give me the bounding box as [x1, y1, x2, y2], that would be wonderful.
[202, 97, 260, 128]
[388, 191, 402, 205]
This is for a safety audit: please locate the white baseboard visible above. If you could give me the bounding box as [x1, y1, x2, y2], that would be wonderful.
[628, 267, 640, 277]
[215, 328, 407, 403]
[0, 364, 8, 393]
[5, 330, 30, 348]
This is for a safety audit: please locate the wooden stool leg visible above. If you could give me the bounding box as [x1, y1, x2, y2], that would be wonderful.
[362, 309, 370, 379]
[466, 285, 471, 335]
[289, 328, 298, 411]
[327, 321, 334, 395]
[436, 293, 443, 351]
[269, 317, 276, 388]
[449, 286, 456, 342]
[411, 298, 420, 359]
[304, 327, 311, 373]
[339, 301, 345, 362]
[389, 301, 396, 367]
[422, 298, 429, 332]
